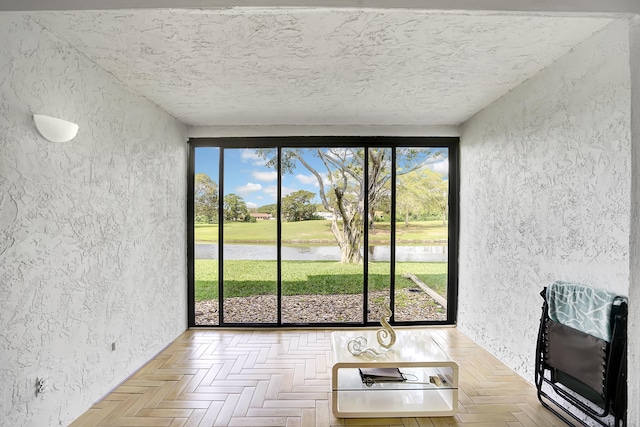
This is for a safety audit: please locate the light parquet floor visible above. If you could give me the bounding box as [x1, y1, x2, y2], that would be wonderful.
[71, 328, 570, 427]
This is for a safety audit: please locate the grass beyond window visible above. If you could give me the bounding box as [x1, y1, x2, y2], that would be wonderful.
[196, 220, 448, 243]
[195, 260, 447, 301]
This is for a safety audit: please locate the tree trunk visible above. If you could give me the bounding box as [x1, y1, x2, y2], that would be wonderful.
[368, 209, 375, 230]
[330, 216, 363, 264]
[330, 194, 363, 264]
[442, 203, 448, 225]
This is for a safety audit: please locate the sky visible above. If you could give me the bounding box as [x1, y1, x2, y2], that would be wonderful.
[195, 147, 448, 210]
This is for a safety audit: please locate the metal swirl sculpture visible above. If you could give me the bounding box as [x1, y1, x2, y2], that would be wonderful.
[377, 305, 396, 349]
[347, 336, 386, 359]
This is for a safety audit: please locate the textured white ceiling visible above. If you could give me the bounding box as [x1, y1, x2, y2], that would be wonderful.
[29, 9, 613, 126]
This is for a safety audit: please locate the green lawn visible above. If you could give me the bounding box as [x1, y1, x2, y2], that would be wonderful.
[195, 260, 447, 301]
[196, 220, 447, 243]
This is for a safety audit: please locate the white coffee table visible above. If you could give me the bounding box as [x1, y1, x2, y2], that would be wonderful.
[330, 329, 458, 418]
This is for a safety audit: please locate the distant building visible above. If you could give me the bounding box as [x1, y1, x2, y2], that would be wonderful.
[316, 211, 339, 220]
[250, 213, 273, 220]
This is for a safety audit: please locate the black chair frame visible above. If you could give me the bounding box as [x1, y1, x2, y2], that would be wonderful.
[535, 288, 627, 427]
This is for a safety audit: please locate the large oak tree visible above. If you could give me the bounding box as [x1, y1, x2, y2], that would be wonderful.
[259, 147, 446, 264]
[194, 173, 218, 224]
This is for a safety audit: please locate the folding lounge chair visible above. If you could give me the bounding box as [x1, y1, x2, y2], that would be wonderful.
[535, 281, 627, 427]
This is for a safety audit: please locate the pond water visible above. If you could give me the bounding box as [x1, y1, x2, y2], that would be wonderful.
[195, 243, 447, 262]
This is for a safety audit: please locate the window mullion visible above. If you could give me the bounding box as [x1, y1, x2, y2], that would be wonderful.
[390, 148, 396, 324]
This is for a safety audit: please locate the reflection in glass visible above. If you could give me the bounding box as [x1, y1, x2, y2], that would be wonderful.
[394, 147, 449, 322]
[222, 148, 277, 324]
[193, 142, 453, 327]
[367, 148, 392, 323]
[280, 148, 364, 324]
[194, 147, 220, 325]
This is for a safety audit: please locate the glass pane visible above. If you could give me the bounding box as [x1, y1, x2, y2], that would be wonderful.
[367, 148, 392, 323]
[194, 147, 220, 326]
[280, 147, 364, 324]
[394, 147, 449, 322]
[222, 148, 277, 324]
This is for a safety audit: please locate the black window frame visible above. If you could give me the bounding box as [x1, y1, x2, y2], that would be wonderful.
[188, 136, 459, 328]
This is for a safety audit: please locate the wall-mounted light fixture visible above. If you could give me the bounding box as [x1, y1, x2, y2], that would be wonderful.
[33, 114, 79, 143]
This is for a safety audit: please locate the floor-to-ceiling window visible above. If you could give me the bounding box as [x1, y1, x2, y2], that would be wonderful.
[189, 137, 458, 327]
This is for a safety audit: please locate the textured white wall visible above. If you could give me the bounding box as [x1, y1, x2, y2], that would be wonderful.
[458, 18, 631, 388]
[3, 0, 640, 14]
[187, 124, 460, 137]
[0, 15, 187, 426]
[28, 9, 611, 127]
[628, 16, 640, 427]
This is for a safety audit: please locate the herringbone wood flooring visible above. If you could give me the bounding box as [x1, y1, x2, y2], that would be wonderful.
[70, 328, 569, 427]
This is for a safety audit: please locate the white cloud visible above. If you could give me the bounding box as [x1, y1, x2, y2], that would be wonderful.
[295, 172, 330, 188]
[253, 171, 278, 182]
[432, 160, 449, 174]
[246, 202, 258, 209]
[282, 186, 296, 197]
[264, 186, 277, 199]
[240, 149, 268, 166]
[295, 173, 317, 185]
[236, 182, 262, 194]
[240, 149, 261, 162]
[264, 185, 296, 199]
